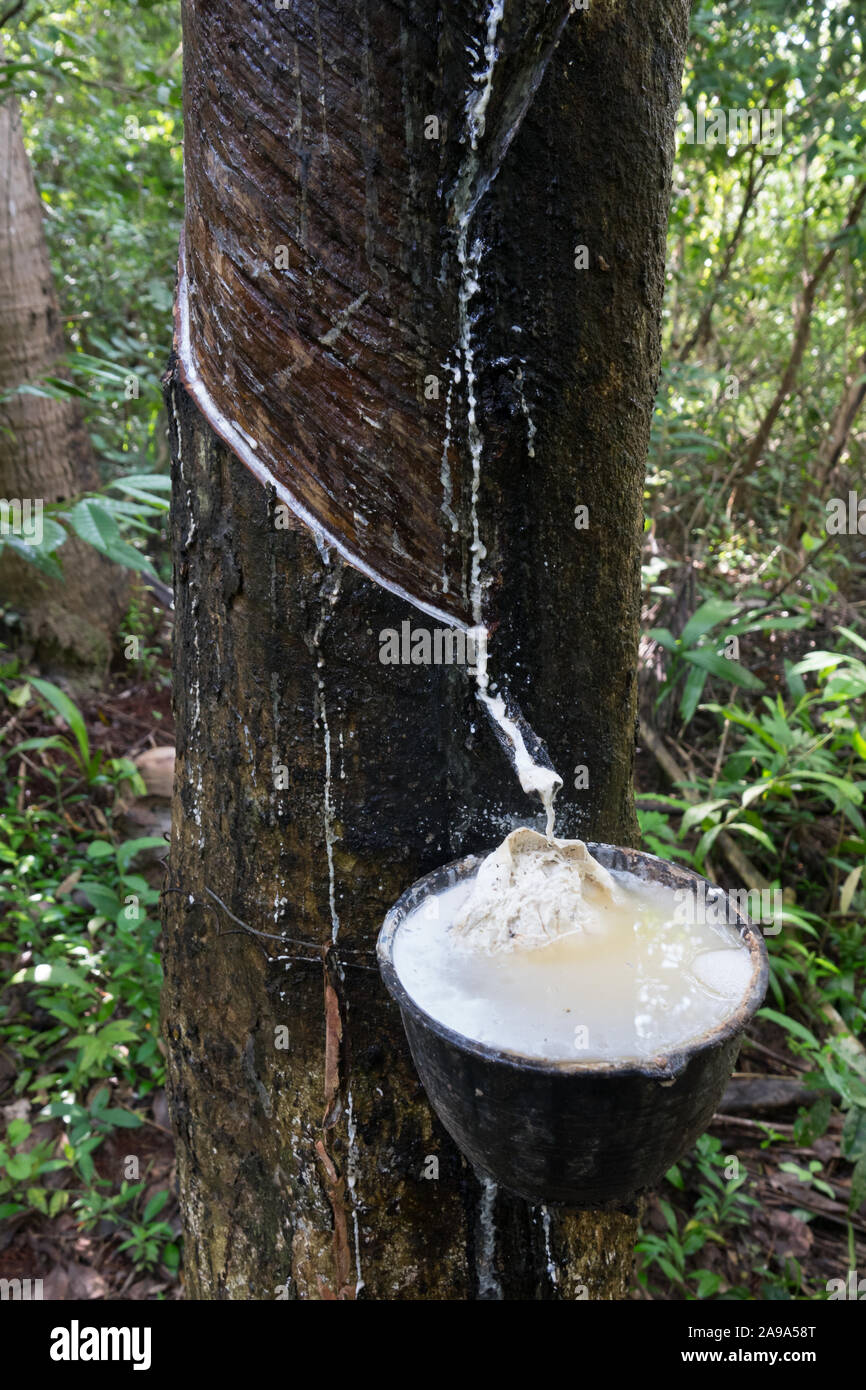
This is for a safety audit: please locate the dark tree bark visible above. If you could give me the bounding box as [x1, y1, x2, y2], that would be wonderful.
[163, 0, 690, 1299]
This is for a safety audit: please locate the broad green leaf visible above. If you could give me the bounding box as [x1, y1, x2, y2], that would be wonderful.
[143, 1189, 170, 1222]
[116, 836, 168, 870]
[22, 517, 68, 553]
[101, 537, 156, 577]
[76, 881, 121, 918]
[680, 599, 742, 647]
[11, 961, 96, 993]
[794, 771, 862, 803]
[836, 625, 866, 655]
[648, 626, 678, 652]
[792, 651, 844, 676]
[665, 1163, 685, 1191]
[101, 495, 164, 517]
[49, 1190, 69, 1217]
[695, 821, 728, 861]
[86, 840, 116, 860]
[741, 780, 778, 808]
[684, 647, 765, 689]
[692, 1270, 722, 1299]
[679, 663, 707, 726]
[9, 736, 66, 754]
[724, 821, 775, 854]
[784, 659, 807, 700]
[30, 677, 89, 767]
[66, 497, 121, 549]
[7, 1119, 31, 1146]
[98, 1108, 144, 1129]
[840, 866, 863, 915]
[65, 499, 156, 577]
[0, 535, 63, 579]
[110, 473, 171, 492]
[773, 909, 819, 937]
[681, 798, 731, 835]
[727, 616, 808, 637]
[757, 1008, 820, 1050]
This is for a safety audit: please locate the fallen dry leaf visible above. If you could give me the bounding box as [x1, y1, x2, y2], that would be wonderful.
[42, 1262, 108, 1301]
[134, 746, 175, 799]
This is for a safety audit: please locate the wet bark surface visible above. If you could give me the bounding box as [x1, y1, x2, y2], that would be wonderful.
[164, 377, 643, 1298]
[164, 0, 690, 1298]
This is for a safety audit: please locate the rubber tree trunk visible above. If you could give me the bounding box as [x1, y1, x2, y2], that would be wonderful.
[0, 95, 127, 674]
[163, 0, 690, 1299]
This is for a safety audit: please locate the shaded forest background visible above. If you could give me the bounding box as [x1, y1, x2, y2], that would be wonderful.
[1, 0, 865, 1299]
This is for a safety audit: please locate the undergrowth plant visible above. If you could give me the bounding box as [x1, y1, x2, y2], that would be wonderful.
[638, 626, 866, 1271]
[0, 665, 175, 1273]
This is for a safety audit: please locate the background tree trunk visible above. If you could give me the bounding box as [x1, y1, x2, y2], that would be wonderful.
[0, 95, 127, 675]
[163, 0, 690, 1299]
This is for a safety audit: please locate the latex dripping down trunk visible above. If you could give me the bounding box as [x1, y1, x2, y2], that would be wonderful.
[175, 0, 578, 816]
[173, 0, 675, 847]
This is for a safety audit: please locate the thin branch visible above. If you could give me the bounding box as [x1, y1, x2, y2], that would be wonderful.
[0, 2, 26, 29]
[736, 182, 866, 484]
[678, 148, 766, 362]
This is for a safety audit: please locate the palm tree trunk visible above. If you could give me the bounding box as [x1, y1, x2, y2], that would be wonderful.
[0, 95, 127, 673]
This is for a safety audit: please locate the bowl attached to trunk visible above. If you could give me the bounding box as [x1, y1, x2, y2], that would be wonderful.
[377, 845, 768, 1207]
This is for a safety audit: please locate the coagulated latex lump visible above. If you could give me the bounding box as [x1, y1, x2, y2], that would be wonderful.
[451, 828, 619, 953]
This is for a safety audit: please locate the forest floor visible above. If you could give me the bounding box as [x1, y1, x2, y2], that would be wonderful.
[638, 723, 864, 1298]
[0, 643, 181, 1300]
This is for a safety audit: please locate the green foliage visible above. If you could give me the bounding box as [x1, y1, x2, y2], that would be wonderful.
[9, 675, 146, 789]
[652, 1, 865, 594]
[636, 795, 697, 864]
[3, 2, 182, 482]
[641, 634, 866, 1266]
[0, 668, 170, 1267]
[0, 472, 171, 581]
[650, 599, 781, 728]
[681, 632, 866, 897]
[0, 2, 180, 589]
[72, 1178, 178, 1273]
[753, 1015, 866, 1215]
[636, 1136, 759, 1299]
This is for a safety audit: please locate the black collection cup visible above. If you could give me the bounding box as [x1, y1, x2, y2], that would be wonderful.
[377, 844, 769, 1207]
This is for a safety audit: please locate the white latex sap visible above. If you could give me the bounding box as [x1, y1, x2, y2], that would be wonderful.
[392, 836, 754, 1063]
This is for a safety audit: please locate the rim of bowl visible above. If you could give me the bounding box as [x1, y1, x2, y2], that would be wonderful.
[376, 843, 770, 1082]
